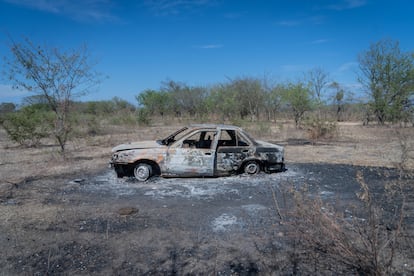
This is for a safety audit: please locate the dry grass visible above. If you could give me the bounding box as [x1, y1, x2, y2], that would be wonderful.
[281, 122, 414, 169]
[1, 121, 413, 184]
[284, 167, 412, 274]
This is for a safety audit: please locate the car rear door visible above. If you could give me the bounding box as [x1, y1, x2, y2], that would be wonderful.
[215, 129, 252, 175]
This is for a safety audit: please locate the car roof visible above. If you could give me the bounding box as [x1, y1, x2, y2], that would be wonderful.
[188, 124, 243, 131]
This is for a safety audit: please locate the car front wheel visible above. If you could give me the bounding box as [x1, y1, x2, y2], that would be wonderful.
[244, 161, 261, 175]
[134, 163, 152, 181]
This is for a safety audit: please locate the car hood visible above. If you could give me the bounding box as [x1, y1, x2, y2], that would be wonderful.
[112, 140, 164, 152]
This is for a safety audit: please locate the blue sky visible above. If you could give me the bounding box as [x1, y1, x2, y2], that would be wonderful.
[1, 0, 414, 105]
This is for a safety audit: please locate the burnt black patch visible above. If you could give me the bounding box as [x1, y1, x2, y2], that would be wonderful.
[8, 241, 110, 275]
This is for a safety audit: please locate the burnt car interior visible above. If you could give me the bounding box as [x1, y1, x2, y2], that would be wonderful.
[181, 129, 251, 150]
[217, 129, 250, 147]
[158, 127, 255, 149]
[182, 131, 216, 149]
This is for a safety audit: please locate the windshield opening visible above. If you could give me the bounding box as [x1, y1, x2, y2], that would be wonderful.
[157, 127, 189, 146]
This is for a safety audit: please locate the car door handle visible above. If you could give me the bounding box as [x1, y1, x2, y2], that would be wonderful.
[205, 152, 212, 155]
[242, 149, 249, 153]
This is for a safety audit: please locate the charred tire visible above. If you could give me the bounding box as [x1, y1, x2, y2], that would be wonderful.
[134, 163, 152, 181]
[243, 161, 261, 175]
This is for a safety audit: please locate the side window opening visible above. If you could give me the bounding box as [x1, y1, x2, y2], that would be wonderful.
[237, 132, 250, 146]
[218, 130, 235, 147]
[182, 131, 216, 149]
[218, 130, 250, 147]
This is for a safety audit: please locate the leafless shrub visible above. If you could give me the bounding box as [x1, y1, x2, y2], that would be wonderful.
[394, 129, 414, 172]
[285, 165, 410, 275]
[281, 128, 413, 274]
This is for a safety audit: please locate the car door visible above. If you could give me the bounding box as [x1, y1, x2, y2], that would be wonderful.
[165, 130, 217, 177]
[215, 129, 252, 175]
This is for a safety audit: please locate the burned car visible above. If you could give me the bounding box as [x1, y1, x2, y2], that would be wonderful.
[110, 124, 284, 181]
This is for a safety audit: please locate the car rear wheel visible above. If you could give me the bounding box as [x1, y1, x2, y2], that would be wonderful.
[244, 161, 260, 175]
[134, 163, 152, 181]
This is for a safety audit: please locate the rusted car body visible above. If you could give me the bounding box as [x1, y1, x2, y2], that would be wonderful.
[110, 124, 284, 181]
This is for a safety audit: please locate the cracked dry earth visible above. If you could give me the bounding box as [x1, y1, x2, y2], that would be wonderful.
[1, 163, 413, 275]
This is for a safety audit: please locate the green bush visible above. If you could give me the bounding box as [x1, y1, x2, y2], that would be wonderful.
[137, 108, 151, 126]
[0, 105, 53, 146]
[305, 117, 337, 140]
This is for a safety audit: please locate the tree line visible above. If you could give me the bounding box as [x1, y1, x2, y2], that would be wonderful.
[136, 77, 346, 125]
[1, 38, 413, 151]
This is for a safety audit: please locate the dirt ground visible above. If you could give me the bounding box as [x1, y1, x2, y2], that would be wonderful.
[0, 122, 413, 274]
[1, 122, 413, 184]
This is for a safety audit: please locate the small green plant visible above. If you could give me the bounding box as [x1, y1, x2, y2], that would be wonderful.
[137, 108, 151, 126]
[305, 117, 337, 140]
[0, 105, 52, 147]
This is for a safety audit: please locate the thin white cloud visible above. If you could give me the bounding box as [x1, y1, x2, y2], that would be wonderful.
[2, 0, 119, 22]
[337, 61, 359, 72]
[144, 0, 215, 16]
[324, 0, 367, 11]
[277, 15, 325, 27]
[223, 11, 246, 19]
[195, 44, 223, 49]
[277, 20, 301, 27]
[310, 39, 329, 44]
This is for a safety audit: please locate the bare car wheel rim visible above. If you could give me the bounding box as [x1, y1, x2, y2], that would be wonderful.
[134, 164, 151, 181]
[244, 162, 259, 174]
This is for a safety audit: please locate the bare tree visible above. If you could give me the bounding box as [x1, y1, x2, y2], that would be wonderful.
[307, 67, 329, 105]
[3, 38, 101, 152]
